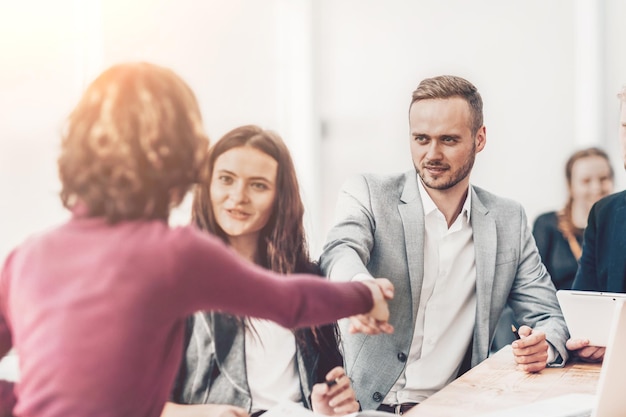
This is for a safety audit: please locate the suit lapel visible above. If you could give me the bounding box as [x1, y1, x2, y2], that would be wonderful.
[469, 187, 496, 360]
[609, 196, 626, 292]
[211, 314, 249, 393]
[398, 171, 425, 324]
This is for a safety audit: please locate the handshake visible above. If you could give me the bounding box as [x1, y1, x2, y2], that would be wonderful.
[351, 278, 395, 335]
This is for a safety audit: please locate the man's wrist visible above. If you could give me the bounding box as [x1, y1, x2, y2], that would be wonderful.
[352, 273, 373, 282]
[546, 342, 564, 367]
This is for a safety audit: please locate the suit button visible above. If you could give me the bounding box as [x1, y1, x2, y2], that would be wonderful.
[397, 352, 407, 362]
[373, 392, 383, 402]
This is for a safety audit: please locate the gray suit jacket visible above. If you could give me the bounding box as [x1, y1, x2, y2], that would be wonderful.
[320, 171, 569, 410]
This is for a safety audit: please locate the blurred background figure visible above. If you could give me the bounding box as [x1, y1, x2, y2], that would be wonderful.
[165, 125, 360, 417]
[492, 147, 613, 352]
[566, 85, 626, 362]
[533, 147, 614, 290]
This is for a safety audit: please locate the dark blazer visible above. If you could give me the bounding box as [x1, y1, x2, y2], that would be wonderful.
[533, 211, 583, 290]
[572, 190, 626, 292]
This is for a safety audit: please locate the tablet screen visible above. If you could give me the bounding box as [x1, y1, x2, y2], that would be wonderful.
[556, 290, 626, 347]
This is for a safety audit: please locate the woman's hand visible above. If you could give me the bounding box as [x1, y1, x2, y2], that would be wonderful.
[311, 367, 359, 416]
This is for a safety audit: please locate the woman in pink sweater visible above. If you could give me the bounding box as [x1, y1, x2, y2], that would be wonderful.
[0, 62, 393, 417]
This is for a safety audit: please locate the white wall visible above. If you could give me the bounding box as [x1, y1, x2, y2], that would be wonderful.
[315, 0, 625, 257]
[1, 0, 625, 261]
[605, 0, 626, 187]
[0, 0, 297, 258]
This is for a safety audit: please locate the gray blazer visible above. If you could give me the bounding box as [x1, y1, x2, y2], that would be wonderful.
[320, 171, 569, 410]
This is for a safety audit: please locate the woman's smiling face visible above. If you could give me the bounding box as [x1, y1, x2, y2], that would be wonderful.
[210, 146, 278, 246]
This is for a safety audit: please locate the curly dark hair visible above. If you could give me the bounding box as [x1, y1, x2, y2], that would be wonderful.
[58, 62, 209, 223]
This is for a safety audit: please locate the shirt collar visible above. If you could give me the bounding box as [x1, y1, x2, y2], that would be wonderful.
[416, 173, 472, 223]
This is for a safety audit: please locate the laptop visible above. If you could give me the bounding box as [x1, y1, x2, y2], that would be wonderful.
[556, 290, 626, 346]
[479, 299, 626, 417]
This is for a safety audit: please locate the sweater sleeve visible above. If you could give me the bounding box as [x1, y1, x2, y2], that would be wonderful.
[168, 227, 374, 329]
[0, 380, 16, 417]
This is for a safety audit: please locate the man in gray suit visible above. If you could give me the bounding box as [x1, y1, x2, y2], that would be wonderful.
[320, 75, 569, 413]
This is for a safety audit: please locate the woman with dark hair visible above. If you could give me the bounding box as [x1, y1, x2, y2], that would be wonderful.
[533, 147, 614, 290]
[0, 64, 393, 417]
[165, 125, 360, 417]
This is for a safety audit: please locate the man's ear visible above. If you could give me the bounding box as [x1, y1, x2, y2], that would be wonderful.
[475, 126, 487, 153]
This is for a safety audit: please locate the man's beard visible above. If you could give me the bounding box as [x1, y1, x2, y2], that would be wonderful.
[417, 143, 476, 190]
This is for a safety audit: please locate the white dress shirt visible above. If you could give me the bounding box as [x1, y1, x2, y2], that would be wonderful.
[383, 178, 477, 404]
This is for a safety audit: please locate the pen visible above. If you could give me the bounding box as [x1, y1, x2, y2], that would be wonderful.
[511, 324, 521, 340]
[326, 376, 342, 387]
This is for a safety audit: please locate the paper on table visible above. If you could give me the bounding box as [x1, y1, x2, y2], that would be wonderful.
[477, 393, 596, 417]
[263, 401, 360, 417]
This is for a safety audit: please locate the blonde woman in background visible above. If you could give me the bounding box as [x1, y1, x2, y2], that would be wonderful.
[533, 147, 614, 290]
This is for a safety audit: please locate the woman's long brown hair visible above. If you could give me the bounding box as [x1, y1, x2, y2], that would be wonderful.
[191, 124, 309, 273]
[191, 125, 341, 360]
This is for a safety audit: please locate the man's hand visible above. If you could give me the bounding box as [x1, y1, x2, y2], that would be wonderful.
[311, 367, 359, 416]
[511, 325, 549, 373]
[566, 338, 605, 362]
[349, 279, 394, 335]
